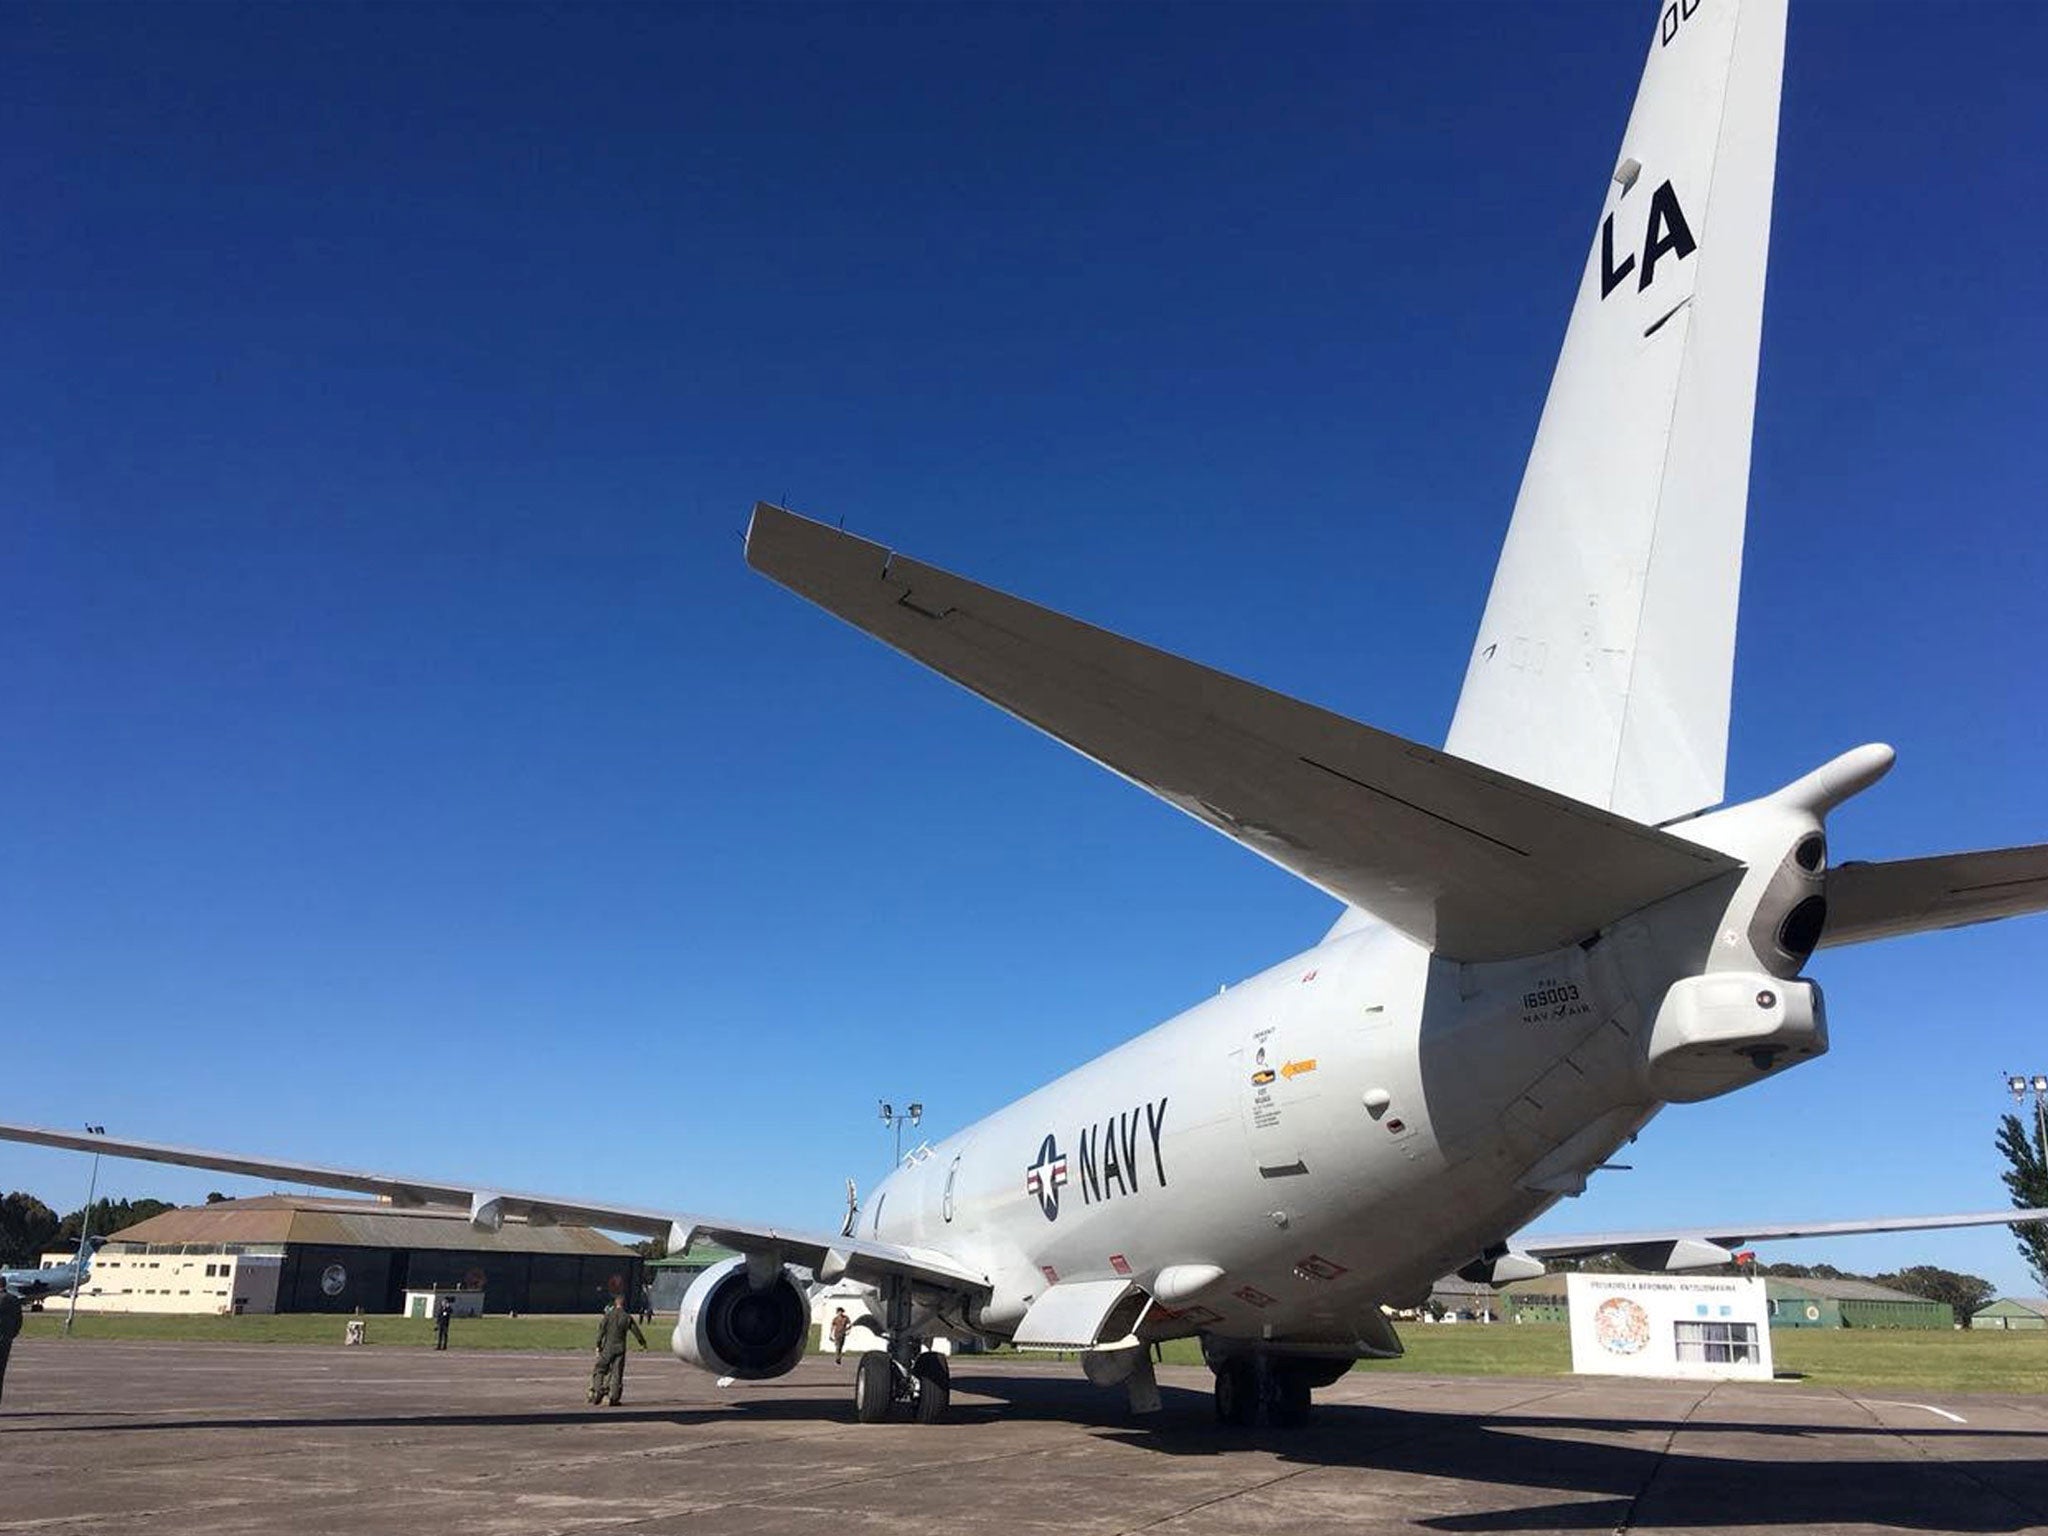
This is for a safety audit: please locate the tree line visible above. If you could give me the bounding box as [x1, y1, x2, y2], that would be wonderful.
[0, 1190, 229, 1268]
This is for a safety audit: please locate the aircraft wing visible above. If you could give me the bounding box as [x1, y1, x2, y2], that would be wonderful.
[1820, 844, 2048, 948]
[746, 503, 1738, 963]
[0, 1121, 989, 1296]
[1521, 1207, 2048, 1271]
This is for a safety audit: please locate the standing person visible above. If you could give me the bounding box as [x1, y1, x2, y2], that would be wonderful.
[828, 1305, 851, 1364]
[588, 1295, 647, 1406]
[0, 1286, 22, 1406]
[433, 1294, 453, 1351]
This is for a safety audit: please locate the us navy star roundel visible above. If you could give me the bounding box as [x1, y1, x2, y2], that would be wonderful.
[1026, 1133, 1069, 1221]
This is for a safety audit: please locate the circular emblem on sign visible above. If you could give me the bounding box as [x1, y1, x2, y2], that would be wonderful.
[1594, 1296, 1651, 1356]
[320, 1263, 348, 1297]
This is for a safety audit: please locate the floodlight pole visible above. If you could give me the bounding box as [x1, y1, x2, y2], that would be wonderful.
[64, 1124, 106, 1339]
[2004, 1074, 2048, 1162]
[879, 1099, 924, 1169]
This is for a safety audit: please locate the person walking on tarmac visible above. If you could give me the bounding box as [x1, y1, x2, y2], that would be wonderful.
[433, 1294, 453, 1351]
[828, 1306, 851, 1364]
[0, 1286, 22, 1406]
[588, 1294, 647, 1406]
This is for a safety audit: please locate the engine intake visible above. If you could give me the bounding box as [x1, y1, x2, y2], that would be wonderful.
[672, 1255, 810, 1380]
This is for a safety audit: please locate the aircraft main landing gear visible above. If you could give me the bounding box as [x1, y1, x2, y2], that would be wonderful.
[1210, 1355, 1328, 1428]
[1213, 1359, 1256, 1427]
[854, 1352, 895, 1423]
[912, 1350, 951, 1424]
[851, 1347, 951, 1423]
[850, 1276, 952, 1424]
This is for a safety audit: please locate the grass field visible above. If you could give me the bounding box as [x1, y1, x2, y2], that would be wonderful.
[22, 1311, 2048, 1393]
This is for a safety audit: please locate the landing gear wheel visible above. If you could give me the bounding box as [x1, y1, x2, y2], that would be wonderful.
[912, 1351, 952, 1424]
[854, 1351, 896, 1423]
[1266, 1369, 1313, 1429]
[1213, 1360, 1256, 1427]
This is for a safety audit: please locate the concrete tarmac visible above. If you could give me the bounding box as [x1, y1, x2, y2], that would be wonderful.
[3, 1340, 2047, 1534]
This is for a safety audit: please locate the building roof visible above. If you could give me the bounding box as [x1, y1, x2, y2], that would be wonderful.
[1975, 1297, 2048, 1317]
[1427, 1276, 1500, 1299]
[1764, 1276, 1938, 1305]
[106, 1195, 632, 1257]
[1500, 1276, 1570, 1297]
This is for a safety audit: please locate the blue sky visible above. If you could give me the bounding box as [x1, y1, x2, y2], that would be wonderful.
[6, 2, 2044, 1295]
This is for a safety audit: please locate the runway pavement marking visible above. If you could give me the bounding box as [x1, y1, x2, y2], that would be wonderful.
[1777, 1393, 1968, 1425]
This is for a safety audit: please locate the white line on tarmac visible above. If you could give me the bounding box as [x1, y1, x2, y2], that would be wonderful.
[1866, 1400, 1969, 1424]
[1777, 1393, 1967, 1424]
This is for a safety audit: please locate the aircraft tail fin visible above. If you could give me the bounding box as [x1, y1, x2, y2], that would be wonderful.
[1820, 844, 2048, 949]
[1444, 0, 1787, 826]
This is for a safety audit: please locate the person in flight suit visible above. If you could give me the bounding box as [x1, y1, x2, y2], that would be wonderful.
[588, 1294, 648, 1406]
[829, 1306, 852, 1363]
[433, 1294, 453, 1351]
[0, 1287, 22, 1405]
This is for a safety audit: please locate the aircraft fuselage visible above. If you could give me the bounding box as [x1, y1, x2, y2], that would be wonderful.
[853, 791, 1828, 1355]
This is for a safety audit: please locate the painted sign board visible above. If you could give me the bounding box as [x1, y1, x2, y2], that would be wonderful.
[1566, 1272, 1773, 1381]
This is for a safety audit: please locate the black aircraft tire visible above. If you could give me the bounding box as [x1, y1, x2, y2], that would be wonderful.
[1213, 1360, 1256, 1427]
[912, 1352, 951, 1425]
[1267, 1370, 1313, 1429]
[854, 1351, 895, 1423]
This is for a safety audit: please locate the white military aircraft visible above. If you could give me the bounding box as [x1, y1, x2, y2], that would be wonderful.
[2, 1237, 104, 1308]
[6, 0, 2047, 1426]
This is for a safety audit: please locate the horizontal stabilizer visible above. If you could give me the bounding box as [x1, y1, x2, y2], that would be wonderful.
[1821, 843, 2048, 948]
[1523, 1207, 2048, 1270]
[746, 504, 1737, 962]
[0, 1120, 988, 1295]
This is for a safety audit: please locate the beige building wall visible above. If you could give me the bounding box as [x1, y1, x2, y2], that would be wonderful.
[52, 1250, 284, 1315]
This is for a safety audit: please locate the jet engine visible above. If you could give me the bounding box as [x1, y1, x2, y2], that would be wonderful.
[672, 1254, 810, 1380]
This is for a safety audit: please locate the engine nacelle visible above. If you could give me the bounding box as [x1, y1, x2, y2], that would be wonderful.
[672, 1255, 810, 1381]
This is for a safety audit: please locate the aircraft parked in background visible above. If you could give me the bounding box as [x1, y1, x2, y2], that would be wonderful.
[6, 0, 2046, 1426]
[2, 1237, 104, 1308]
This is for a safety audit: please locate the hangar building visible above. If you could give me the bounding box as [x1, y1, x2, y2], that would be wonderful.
[646, 1243, 738, 1313]
[1491, 1274, 1952, 1330]
[1973, 1297, 2048, 1330]
[66, 1195, 642, 1316]
[1763, 1276, 1952, 1330]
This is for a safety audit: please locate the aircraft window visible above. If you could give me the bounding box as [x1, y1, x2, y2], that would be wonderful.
[943, 1158, 960, 1222]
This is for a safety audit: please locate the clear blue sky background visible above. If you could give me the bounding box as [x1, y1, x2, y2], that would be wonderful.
[6, 3, 2044, 1295]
